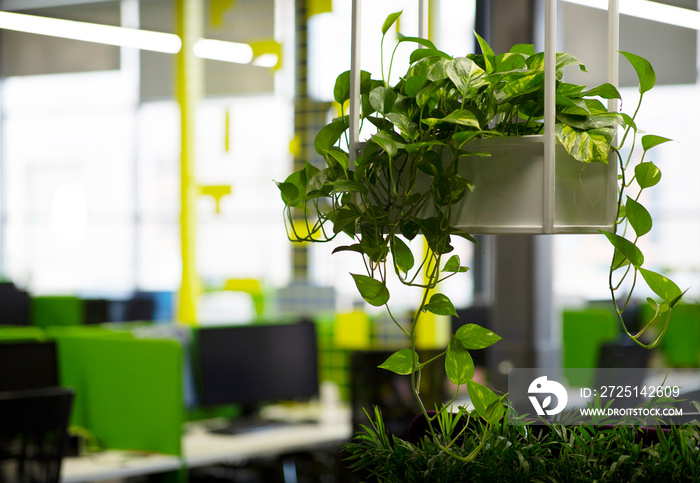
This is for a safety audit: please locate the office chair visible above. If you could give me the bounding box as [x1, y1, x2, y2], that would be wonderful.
[0, 387, 74, 483]
[0, 282, 30, 326]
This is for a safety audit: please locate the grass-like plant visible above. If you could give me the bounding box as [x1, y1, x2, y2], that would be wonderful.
[344, 404, 700, 482]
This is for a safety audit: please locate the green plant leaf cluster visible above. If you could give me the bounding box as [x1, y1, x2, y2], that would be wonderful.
[600, 51, 685, 349]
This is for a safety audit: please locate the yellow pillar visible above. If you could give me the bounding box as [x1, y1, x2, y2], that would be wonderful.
[176, 0, 203, 325]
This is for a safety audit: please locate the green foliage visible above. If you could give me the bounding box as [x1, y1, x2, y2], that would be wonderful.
[345, 407, 700, 482]
[275, 9, 684, 477]
[601, 54, 684, 349]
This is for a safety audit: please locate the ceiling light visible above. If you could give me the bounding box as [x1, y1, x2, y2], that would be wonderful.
[562, 0, 700, 31]
[192, 39, 254, 64]
[0, 10, 182, 53]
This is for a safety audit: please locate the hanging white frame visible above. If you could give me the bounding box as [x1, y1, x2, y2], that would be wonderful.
[348, 0, 620, 235]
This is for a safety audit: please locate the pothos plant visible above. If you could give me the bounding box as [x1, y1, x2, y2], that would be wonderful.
[276, 9, 683, 466]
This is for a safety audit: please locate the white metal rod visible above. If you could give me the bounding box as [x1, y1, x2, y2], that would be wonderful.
[349, 0, 362, 166]
[543, 0, 556, 233]
[418, 0, 429, 40]
[607, 0, 620, 230]
[607, 0, 619, 113]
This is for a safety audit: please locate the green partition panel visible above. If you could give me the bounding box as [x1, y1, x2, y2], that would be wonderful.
[44, 325, 134, 340]
[56, 336, 183, 455]
[31, 295, 83, 328]
[0, 325, 46, 341]
[660, 304, 700, 367]
[562, 308, 619, 387]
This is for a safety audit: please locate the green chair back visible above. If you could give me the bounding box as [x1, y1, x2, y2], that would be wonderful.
[0, 325, 46, 341]
[660, 304, 700, 367]
[31, 296, 83, 328]
[562, 308, 619, 387]
[56, 336, 183, 455]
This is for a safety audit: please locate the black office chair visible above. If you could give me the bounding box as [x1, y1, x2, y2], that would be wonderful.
[0, 387, 74, 483]
[0, 282, 31, 326]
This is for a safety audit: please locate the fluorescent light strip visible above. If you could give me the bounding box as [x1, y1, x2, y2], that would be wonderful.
[562, 0, 700, 31]
[251, 53, 279, 68]
[0, 10, 182, 53]
[192, 38, 254, 64]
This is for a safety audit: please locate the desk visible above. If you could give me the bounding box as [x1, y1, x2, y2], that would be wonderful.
[60, 414, 352, 482]
[183, 418, 352, 469]
[61, 450, 182, 483]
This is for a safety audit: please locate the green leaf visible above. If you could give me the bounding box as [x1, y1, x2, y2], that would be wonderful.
[396, 33, 438, 51]
[555, 123, 614, 164]
[390, 236, 415, 275]
[510, 43, 535, 56]
[446, 57, 484, 97]
[330, 179, 367, 195]
[276, 181, 299, 206]
[438, 109, 481, 128]
[331, 208, 359, 235]
[500, 72, 543, 100]
[580, 83, 621, 100]
[409, 48, 451, 64]
[314, 117, 347, 155]
[400, 219, 420, 240]
[445, 337, 474, 385]
[556, 52, 586, 76]
[323, 149, 349, 171]
[369, 86, 397, 115]
[600, 231, 644, 269]
[385, 113, 417, 139]
[621, 51, 655, 94]
[351, 273, 390, 307]
[455, 323, 501, 350]
[467, 380, 504, 423]
[443, 255, 468, 273]
[333, 70, 351, 105]
[625, 197, 652, 237]
[333, 70, 372, 105]
[635, 162, 662, 189]
[423, 293, 457, 316]
[381, 11, 402, 36]
[307, 168, 333, 195]
[378, 348, 417, 375]
[403, 75, 429, 97]
[370, 130, 404, 158]
[473, 31, 496, 73]
[423, 109, 481, 129]
[641, 134, 672, 152]
[640, 268, 682, 304]
[415, 80, 444, 108]
[417, 150, 442, 178]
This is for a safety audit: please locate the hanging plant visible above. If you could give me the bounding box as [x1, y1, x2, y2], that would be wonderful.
[275, 9, 684, 473]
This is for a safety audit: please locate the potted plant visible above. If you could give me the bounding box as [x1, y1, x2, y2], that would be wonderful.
[276, 10, 685, 480]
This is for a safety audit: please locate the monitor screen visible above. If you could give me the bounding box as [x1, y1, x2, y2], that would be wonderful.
[195, 321, 319, 408]
[350, 349, 445, 440]
[0, 341, 60, 393]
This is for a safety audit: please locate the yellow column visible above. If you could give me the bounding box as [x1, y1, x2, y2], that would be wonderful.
[176, 0, 203, 325]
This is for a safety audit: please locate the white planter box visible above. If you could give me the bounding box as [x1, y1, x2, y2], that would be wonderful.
[442, 135, 617, 234]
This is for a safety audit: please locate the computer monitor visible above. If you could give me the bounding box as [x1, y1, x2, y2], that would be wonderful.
[0, 341, 60, 392]
[350, 349, 446, 441]
[195, 321, 319, 412]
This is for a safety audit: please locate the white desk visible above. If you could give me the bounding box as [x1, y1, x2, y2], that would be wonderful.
[183, 418, 352, 469]
[60, 412, 352, 482]
[61, 450, 182, 483]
